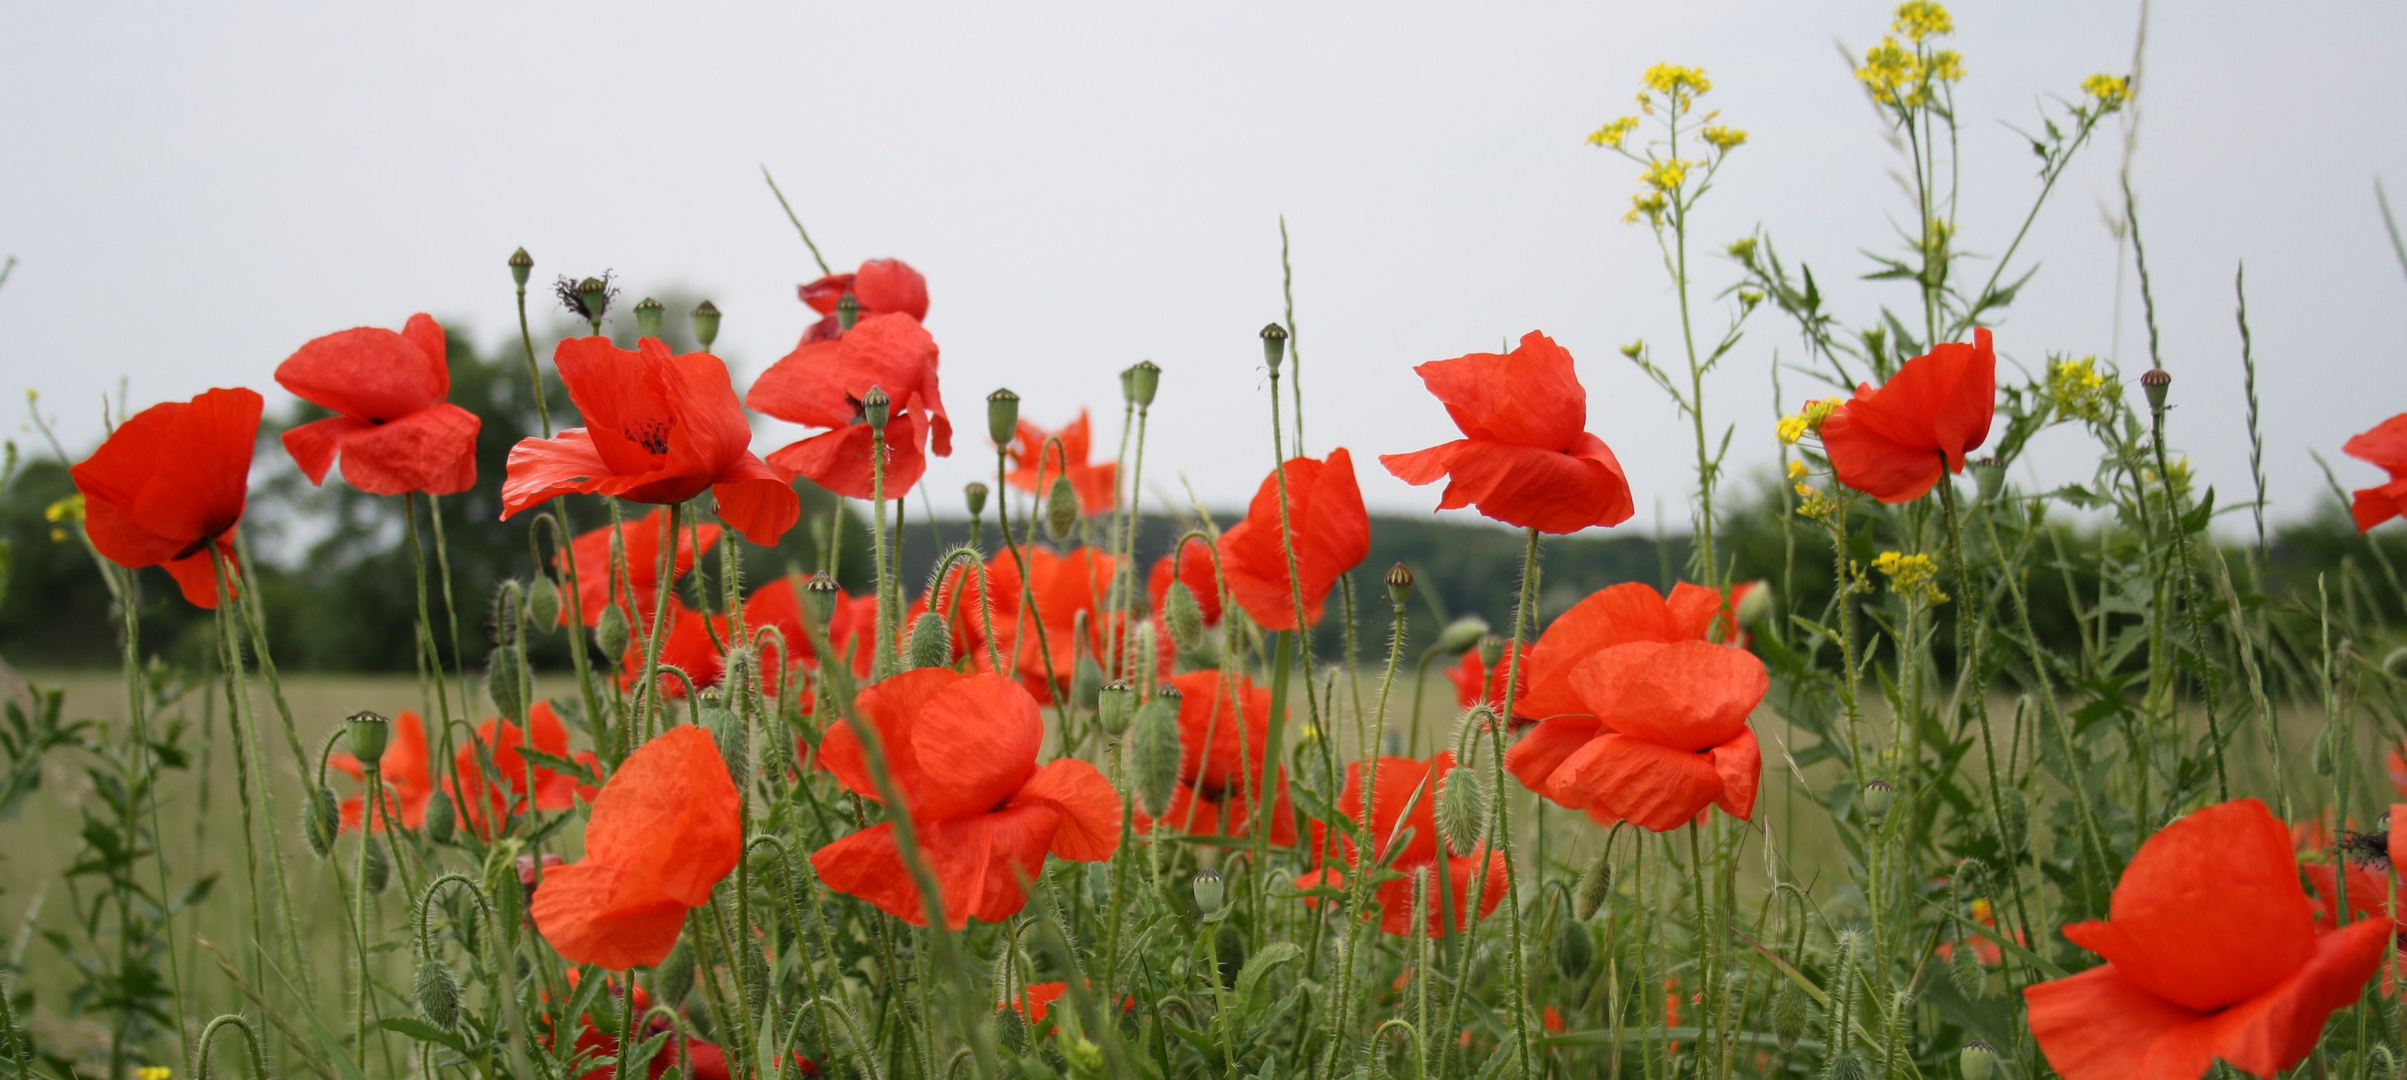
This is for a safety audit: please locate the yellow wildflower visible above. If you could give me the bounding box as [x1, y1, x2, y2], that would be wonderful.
[1641, 158, 1690, 191]
[45, 494, 84, 523]
[1619, 340, 1645, 360]
[1777, 414, 1809, 445]
[1586, 116, 1640, 149]
[1857, 37, 1925, 107]
[1797, 489, 1839, 520]
[1624, 191, 1669, 225]
[2082, 73, 2131, 112]
[1788, 459, 1810, 480]
[1793, 482, 1816, 498]
[2046, 356, 2117, 424]
[1892, 1, 1954, 42]
[1727, 236, 1759, 263]
[1874, 551, 1947, 604]
[1802, 398, 1841, 428]
[139, 1068, 172, 1080]
[1642, 64, 1712, 97]
[1926, 49, 1963, 85]
[1701, 126, 1748, 152]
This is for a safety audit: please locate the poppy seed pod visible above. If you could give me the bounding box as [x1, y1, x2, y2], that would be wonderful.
[1192, 867, 1225, 917]
[1097, 680, 1135, 736]
[1434, 616, 1489, 655]
[963, 481, 990, 518]
[835, 291, 862, 333]
[2141, 367, 2171, 412]
[1127, 360, 1162, 408]
[1574, 852, 1613, 921]
[1045, 476, 1079, 541]
[575, 277, 610, 322]
[345, 710, 392, 768]
[1958, 1040, 1997, 1080]
[1861, 778, 1895, 826]
[652, 941, 696, 1008]
[803, 573, 841, 625]
[363, 835, 391, 893]
[594, 603, 631, 658]
[1165, 581, 1205, 653]
[634, 297, 664, 339]
[987, 389, 1021, 447]
[1260, 323, 1288, 373]
[862, 385, 892, 432]
[1437, 766, 1486, 854]
[486, 646, 526, 723]
[1071, 655, 1103, 710]
[305, 786, 340, 858]
[1552, 917, 1594, 980]
[1385, 563, 1414, 607]
[422, 789, 456, 845]
[690, 300, 721, 350]
[1972, 457, 2005, 503]
[508, 247, 533, 287]
[1478, 635, 1505, 669]
[909, 612, 954, 670]
[1132, 686, 1185, 817]
[528, 575, 562, 629]
[415, 959, 462, 1029]
[1770, 982, 1808, 1050]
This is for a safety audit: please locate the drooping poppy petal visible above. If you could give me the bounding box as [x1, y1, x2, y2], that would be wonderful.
[531, 725, 740, 969]
[1216, 449, 1370, 631]
[276, 314, 480, 495]
[71, 387, 261, 609]
[1006, 759, 1123, 861]
[1381, 332, 1633, 533]
[1513, 636, 1765, 831]
[817, 669, 1043, 821]
[1820, 328, 1996, 504]
[797, 258, 930, 343]
[750, 311, 951, 459]
[2343, 413, 2407, 532]
[1514, 581, 1728, 725]
[764, 412, 929, 500]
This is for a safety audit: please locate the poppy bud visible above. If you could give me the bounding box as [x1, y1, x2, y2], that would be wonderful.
[1478, 635, 1505, 669]
[1832, 1054, 1870, 1080]
[634, 297, 664, 339]
[2140, 367, 2170, 412]
[1958, 1040, 1997, 1080]
[862, 385, 892, 432]
[346, 710, 391, 768]
[1972, 458, 2005, 503]
[1132, 685, 1184, 817]
[1071, 655, 1104, 709]
[1045, 476, 1079, 541]
[1574, 852, 1613, 921]
[423, 789, 456, 845]
[416, 959, 463, 1029]
[836, 291, 861, 333]
[964, 481, 990, 519]
[1384, 563, 1414, 607]
[1551, 916, 1593, 980]
[1260, 323, 1288, 373]
[528, 576, 562, 629]
[1063, 1035, 1105, 1077]
[1165, 581, 1205, 653]
[987, 389, 1021, 447]
[994, 1005, 1028, 1053]
[1098, 680, 1135, 736]
[1770, 982, 1808, 1049]
[803, 573, 841, 625]
[704, 706, 750, 785]
[1996, 790, 2029, 854]
[1192, 867, 1225, 917]
[576, 277, 611, 323]
[487, 645, 527, 723]
[1437, 767, 1485, 854]
[304, 786, 339, 858]
[909, 612, 954, 670]
[1127, 360, 1162, 408]
[691, 300, 722, 350]
[1434, 616, 1489, 655]
[364, 835, 391, 894]
[652, 941, 696, 1008]
[1860, 778, 1894, 826]
[1950, 936, 1986, 999]
[595, 604, 631, 659]
[508, 247, 533, 288]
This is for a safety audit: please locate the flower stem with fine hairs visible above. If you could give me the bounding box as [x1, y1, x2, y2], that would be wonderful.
[634, 502, 682, 739]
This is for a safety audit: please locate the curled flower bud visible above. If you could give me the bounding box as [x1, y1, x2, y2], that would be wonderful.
[1951, 934, 1987, 999]
[595, 603, 631, 659]
[1770, 983, 1808, 1050]
[1097, 680, 1135, 736]
[528, 576, 562, 629]
[1260, 323, 1288, 373]
[690, 300, 721, 350]
[1384, 563, 1414, 607]
[363, 835, 391, 893]
[704, 706, 750, 785]
[963, 481, 990, 518]
[416, 959, 463, 1029]
[1437, 766, 1486, 855]
[986, 389, 1021, 448]
[1045, 476, 1079, 541]
[1574, 852, 1613, 921]
[1132, 685, 1185, 817]
[1434, 616, 1489, 655]
[1165, 581, 1205, 654]
[423, 789, 456, 845]
[345, 710, 392, 768]
[909, 612, 954, 670]
[1071, 655, 1104, 710]
[1192, 868, 1225, 917]
[1126, 360, 1161, 408]
[486, 646, 527, 723]
[508, 247, 534, 288]
[634, 297, 664, 339]
[1552, 916, 1594, 980]
[305, 786, 340, 858]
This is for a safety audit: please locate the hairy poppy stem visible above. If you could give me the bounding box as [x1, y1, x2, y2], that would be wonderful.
[634, 503, 682, 738]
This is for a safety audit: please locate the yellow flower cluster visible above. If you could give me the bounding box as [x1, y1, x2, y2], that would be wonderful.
[1624, 191, 1670, 225]
[138, 1068, 172, 1080]
[1701, 126, 1748, 152]
[2046, 356, 2118, 424]
[1642, 64, 1712, 97]
[1787, 460, 1810, 480]
[1892, 1, 1954, 42]
[1874, 550, 1948, 604]
[1777, 415, 1810, 445]
[1857, 36, 1962, 107]
[1777, 398, 1842, 444]
[1642, 158, 1690, 191]
[2082, 73, 2132, 112]
[46, 493, 84, 543]
[1587, 116, 1640, 149]
[1796, 486, 1839, 520]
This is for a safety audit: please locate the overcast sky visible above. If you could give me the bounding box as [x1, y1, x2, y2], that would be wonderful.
[5, 1, 2403, 533]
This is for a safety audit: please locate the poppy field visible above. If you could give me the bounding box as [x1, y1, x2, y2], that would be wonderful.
[12, 5, 2407, 1080]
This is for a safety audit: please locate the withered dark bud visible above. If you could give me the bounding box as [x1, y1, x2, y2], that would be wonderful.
[1384, 563, 1414, 606]
[987, 389, 1021, 447]
[508, 247, 533, 288]
[634, 297, 664, 339]
[691, 300, 722, 350]
[576, 276, 611, 323]
[2141, 367, 2171, 411]
[1260, 323, 1289, 372]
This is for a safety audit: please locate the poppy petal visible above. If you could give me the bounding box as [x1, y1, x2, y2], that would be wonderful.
[1007, 759, 1122, 861]
[764, 417, 928, 501]
[530, 861, 692, 970]
[1707, 727, 1761, 820]
[161, 538, 238, 608]
[329, 403, 482, 496]
[1418, 437, 1634, 535]
[580, 725, 741, 910]
[1411, 332, 1587, 449]
[502, 429, 614, 518]
[1821, 408, 1945, 503]
[1568, 640, 1765, 752]
[275, 323, 448, 421]
[1552, 733, 1723, 832]
[282, 416, 370, 486]
[710, 453, 801, 546]
[1504, 716, 1601, 794]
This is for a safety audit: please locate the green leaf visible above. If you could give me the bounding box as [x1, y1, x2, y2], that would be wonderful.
[1233, 941, 1302, 1011]
[380, 1017, 472, 1056]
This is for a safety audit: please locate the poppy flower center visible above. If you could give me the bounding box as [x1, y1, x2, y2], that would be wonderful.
[625, 418, 673, 455]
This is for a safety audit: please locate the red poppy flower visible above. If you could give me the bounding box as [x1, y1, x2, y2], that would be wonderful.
[1542, 1006, 1565, 1035]
[1216, 450, 1370, 632]
[743, 576, 877, 686]
[1007, 410, 1117, 516]
[451, 702, 604, 837]
[1512, 582, 1727, 726]
[70, 387, 261, 608]
[1135, 671, 1297, 844]
[619, 603, 731, 698]
[1933, 897, 2017, 967]
[501, 337, 798, 545]
[1003, 983, 1069, 1026]
[329, 710, 433, 832]
[750, 311, 951, 500]
[797, 258, 930, 344]
[985, 546, 1118, 700]
[1448, 644, 1527, 718]
[2344, 414, 2407, 532]
[1505, 640, 1765, 832]
[2024, 798, 2391, 1080]
[1147, 543, 1223, 628]
[811, 670, 1121, 929]
[557, 508, 723, 628]
[277, 313, 480, 496]
[1293, 753, 1508, 938]
[1380, 332, 1633, 534]
[1820, 328, 1996, 504]
[532, 725, 740, 969]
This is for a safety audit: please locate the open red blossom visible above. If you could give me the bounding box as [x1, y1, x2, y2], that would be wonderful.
[1294, 753, 1508, 938]
[1381, 332, 1633, 534]
[1507, 639, 1765, 831]
[532, 725, 741, 970]
[556, 508, 722, 628]
[1148, 542, 1223, 628]
[985, 546, 1119, 701]
[71, 387, 261, 608]
[750, 311, 951, 500]
[451, 702, 604, 837]
[797, 258, 930, 343]
[764, 411, 930, 500]
[1448, 643, 1528, 720]
[619, 603, 731, 698]
[2025, 798, 2390, 1080]
[1821, 328, 1996, 503]
[329, 711, 434, 832]
[811, 670, 1121, 928]
[1513, 582, 1728, 725]
[501, 337, 798, 545]
[1135, 671, 1297, 844]
[744, 576, 877, 687]
[1007, 410, 1117, 516]
[2343, 415, 2407, 532]
[1216, 449, 1370, 631]
[277, 313, 481, 496]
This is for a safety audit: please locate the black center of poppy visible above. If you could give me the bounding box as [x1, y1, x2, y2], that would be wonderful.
[625, 418, 672, 455]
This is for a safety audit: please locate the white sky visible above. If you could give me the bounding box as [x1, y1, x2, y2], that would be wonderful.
[5, 1, 2403, 530]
